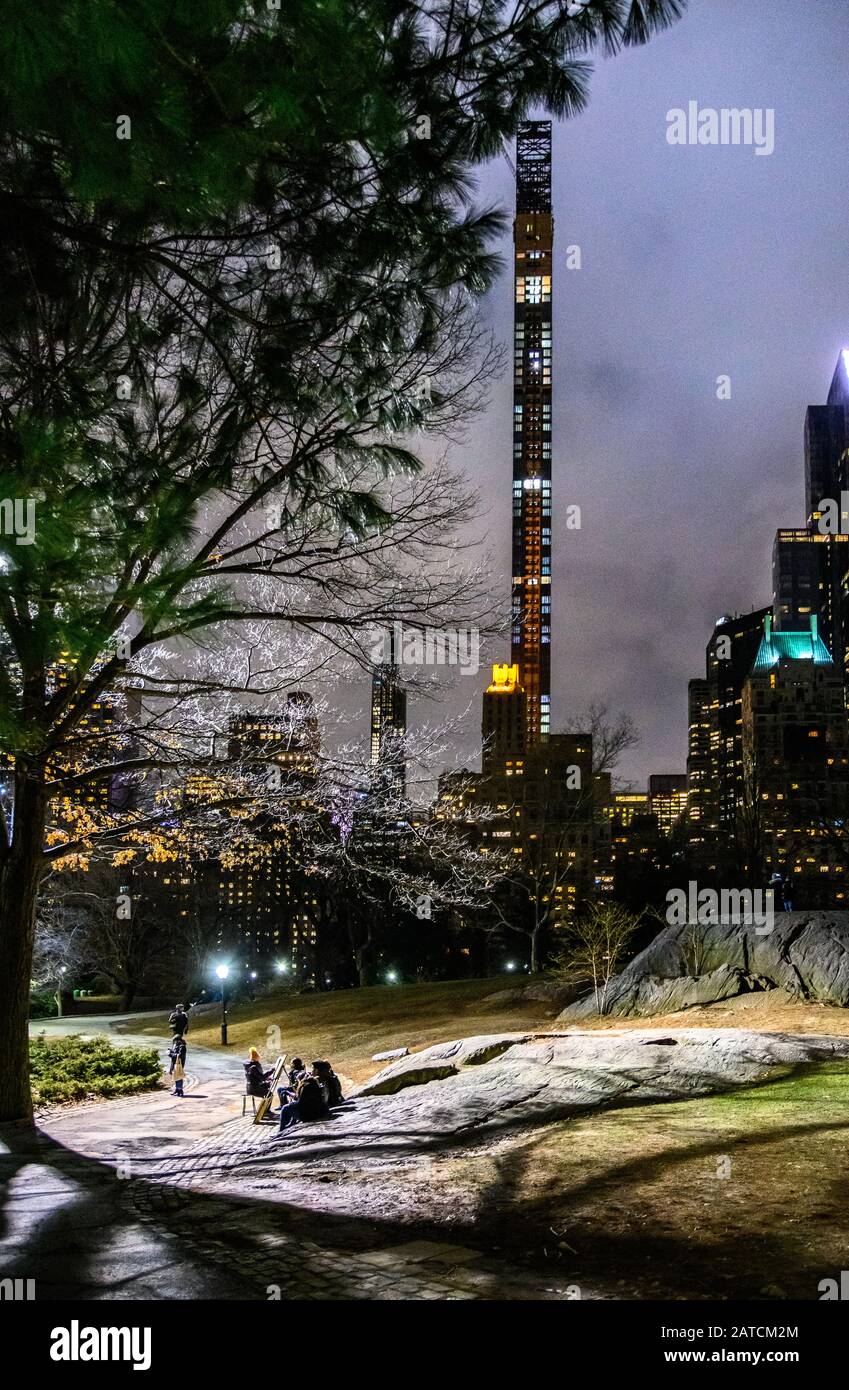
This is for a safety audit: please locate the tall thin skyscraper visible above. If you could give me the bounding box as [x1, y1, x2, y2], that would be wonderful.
[510, 120, 553, 748]
[370, 627, 407, 794]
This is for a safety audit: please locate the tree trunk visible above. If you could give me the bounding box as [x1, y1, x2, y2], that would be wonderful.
[530, 928, 540, 974]
[0, 778, 47, 1123]
[355, 949, 368, 989]
[346, 900, 371, 987]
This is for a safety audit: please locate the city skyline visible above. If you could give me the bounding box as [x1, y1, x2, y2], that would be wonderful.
[427, 0, 849, 789]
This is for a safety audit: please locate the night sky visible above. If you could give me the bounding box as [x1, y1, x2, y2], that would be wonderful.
[417, 0, 849, 790]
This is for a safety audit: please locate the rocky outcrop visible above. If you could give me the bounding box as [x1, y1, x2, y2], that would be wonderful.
[359, 1035, 536, 1095]
[482, 979, 584, 1008]
[260, 1028, 849, 1159]
[558, 911, 849, 1021]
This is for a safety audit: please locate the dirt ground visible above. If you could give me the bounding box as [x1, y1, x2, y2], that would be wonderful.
[577, 987, 849, 1040]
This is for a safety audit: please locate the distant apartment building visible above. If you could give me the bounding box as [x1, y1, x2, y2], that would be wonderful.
[686, 352, 849, 884]
[742, 614, 849, 906]
[482, 663, 526, 773]
[686, 608, 771, 861]
[437, 732, 595, 925]
[648, 774, 688, 836]
[773, 350, 849, 677]
[200, 696, 322, 974]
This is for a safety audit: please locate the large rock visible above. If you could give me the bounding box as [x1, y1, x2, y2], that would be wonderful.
[251, 1028, 849, 1162]
[359, 1035, 534, 1095]
[483, 979, 583, 1007]
[559, 911, 849, 1021]
[149, 1028, 849, 1220]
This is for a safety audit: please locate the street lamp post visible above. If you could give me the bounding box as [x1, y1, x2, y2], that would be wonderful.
[216, 964, 229, 1046]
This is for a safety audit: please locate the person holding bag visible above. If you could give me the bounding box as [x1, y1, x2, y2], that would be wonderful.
[168, 1033, 187, 1097]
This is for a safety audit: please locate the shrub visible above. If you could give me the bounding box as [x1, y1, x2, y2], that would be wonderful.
[549, 902, 642, 1015]
[29, 990, 58, 1019]
[29, 1035, 161, 1106]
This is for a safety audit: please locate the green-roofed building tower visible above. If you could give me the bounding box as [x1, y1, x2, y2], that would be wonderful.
[742, 613, 849, 906]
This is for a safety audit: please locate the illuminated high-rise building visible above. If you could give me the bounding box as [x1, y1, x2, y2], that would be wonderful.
[773, 350, 849, 675]
[370, 627, 407, 793]
[686, 352, 849, 880]
[206, 698, 322, 970]
[742, 613, 849, 906]
[510, 120, 553, 748]
[449, 122, 594, 928]
[686, 608, 770, 859]
[482, 662, 526, 773]
[648, 773, 688, 836]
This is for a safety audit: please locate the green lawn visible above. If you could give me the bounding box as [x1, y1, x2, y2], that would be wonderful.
[479, 1060, 849, 1299]
[132, 976, 552, 1084]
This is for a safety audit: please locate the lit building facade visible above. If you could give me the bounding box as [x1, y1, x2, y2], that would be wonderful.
[773, 351, 849, 677]
[609, 791, 649, 827]
[438, 121, 596, 940]
[686, 608, 770, 859]
[210, 699, 322, 973]
[370, 628, 407, 794]
[742, 614, 849, 906]
[482, 662, 526, 773]
[437, 733, 594, 924]
[510, 120, 553, 748]
[648, 773, 688, 836]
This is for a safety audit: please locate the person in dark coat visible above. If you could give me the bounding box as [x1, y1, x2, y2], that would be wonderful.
[167, 1034, 187, 1097]
[768, 873, 785, 911]
[273, 1067, 328, 1137]
[277, 1056, 306, 1109]
[313, 1060, 344, 1106]
[168, 1004, 189, 1038]
[244, 1047, 274, 1098]
[287, 1057, 306, 1087]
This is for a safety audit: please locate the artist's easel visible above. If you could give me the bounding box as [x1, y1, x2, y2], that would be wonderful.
[254, 1054, 286, 1124]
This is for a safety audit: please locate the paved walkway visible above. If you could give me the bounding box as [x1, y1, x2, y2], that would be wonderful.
[0, 1015, 582, 1301]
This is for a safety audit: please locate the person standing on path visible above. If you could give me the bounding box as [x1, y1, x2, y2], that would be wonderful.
[168, 1034, 187, 1097]
[168, 1003, 189, 1037]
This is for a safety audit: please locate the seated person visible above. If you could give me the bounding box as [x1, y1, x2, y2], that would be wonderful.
[277, 1056, 306, 1107]
[312, 1059, 344, 1107]
[244, 1047, 274, 1098]
[274, 1066, 328, 1136]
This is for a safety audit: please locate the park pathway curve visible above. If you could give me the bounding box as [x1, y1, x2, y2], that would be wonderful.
[0, 1014, 585, 1301]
